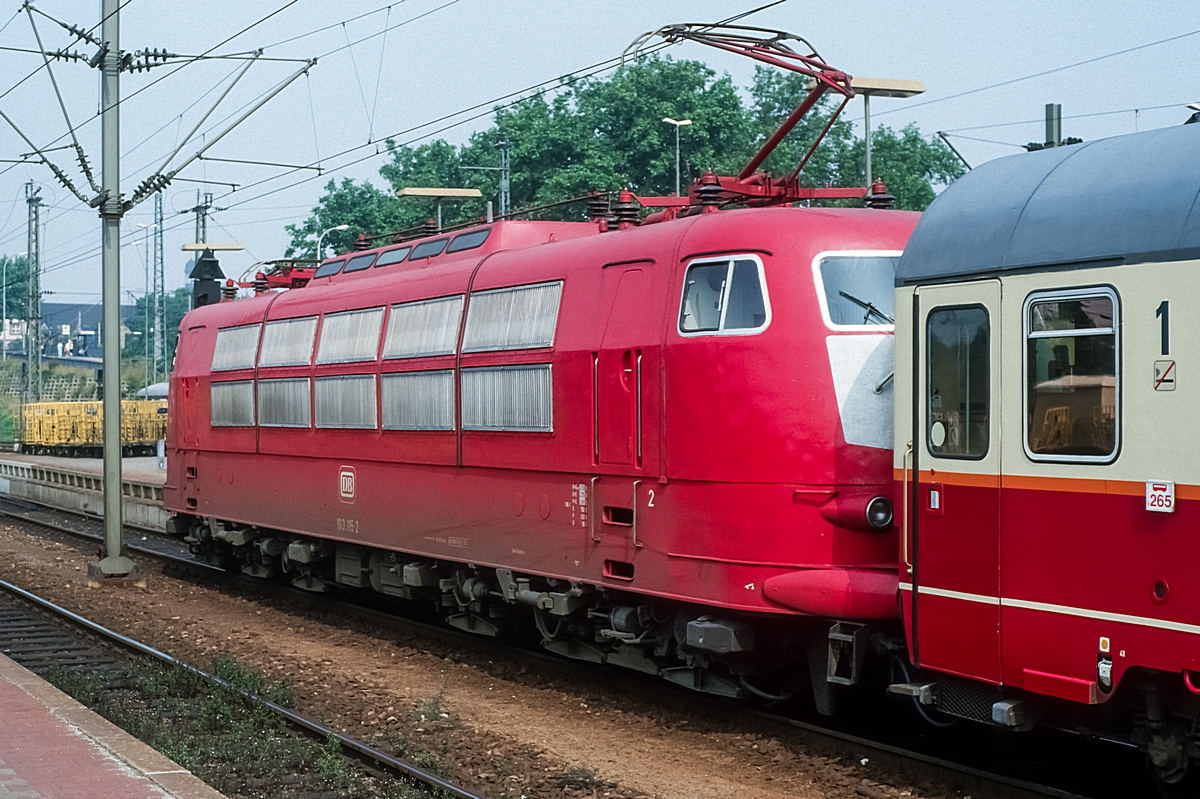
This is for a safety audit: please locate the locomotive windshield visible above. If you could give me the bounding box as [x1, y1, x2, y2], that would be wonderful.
[817, 254, 898, 327]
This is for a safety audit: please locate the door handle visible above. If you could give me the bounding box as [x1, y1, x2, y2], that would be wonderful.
[902, 441, 913, 574]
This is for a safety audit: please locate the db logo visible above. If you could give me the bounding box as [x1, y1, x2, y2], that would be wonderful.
[338, 466, 356, 503]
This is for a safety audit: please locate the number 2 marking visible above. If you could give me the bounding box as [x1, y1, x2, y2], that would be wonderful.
[1157, 300, 1169, 355]
[647, 490, 655, 508]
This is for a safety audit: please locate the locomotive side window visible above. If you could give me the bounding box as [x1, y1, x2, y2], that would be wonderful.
[210, 381, 255, 427]
[678, 256, 769, 335]
[462, 281, 563, 352]
[211, 324, 260, 371]
[341, 253, 377, 274]
[315, 375, 377, 429]
[374, 247, 411, 267]
[257, 378, 311, 427]
[313, 259, 346, 279]
[316, 307, 384, 364]
[258, 316, 318, 367]
[446, 228, 491, 253]
[408, 239, 449, 260]
[383, 296, 464, 359]
[462, 364, 552, 432]
[814, 253, 900, 328]
[382, 370, 455, 430]
[927, 306, 989, 459]
[1025, 289, 1118, 461]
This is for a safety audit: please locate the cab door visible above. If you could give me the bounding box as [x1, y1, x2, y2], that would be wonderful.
[911, 280, 1002, 683]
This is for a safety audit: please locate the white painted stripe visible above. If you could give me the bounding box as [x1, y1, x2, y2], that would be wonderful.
[918, 585, 1001, 606]
[900, 583, 1200, 636]
[1000, 597, 1200, 637]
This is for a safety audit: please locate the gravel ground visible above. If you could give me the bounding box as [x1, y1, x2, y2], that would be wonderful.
[0, 521, 969, 799]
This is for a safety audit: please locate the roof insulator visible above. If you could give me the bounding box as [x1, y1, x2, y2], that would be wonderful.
[695, 170, 723, 207]
[612, 190, 640, 229]
[865, 180, 895, 209]
[353, 234, 371, 250]
[585, 192, 610, 221]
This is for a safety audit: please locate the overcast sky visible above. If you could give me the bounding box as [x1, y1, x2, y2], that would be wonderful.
[0, 0, 1195, 303]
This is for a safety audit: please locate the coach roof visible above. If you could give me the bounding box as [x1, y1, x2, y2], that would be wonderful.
[896, 123, 1200, 285]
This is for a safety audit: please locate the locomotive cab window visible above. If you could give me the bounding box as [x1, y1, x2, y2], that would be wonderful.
[678, 256, 769, 335]
[1025, 288, 1118, 462]
[927, 306, 989, 459]
[813, 252, 900, 329]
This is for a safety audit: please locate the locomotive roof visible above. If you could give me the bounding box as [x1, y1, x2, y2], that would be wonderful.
[896, 123, 1200, 285]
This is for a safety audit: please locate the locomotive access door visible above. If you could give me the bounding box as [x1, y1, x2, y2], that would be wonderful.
[596, 268, 649, 467]
[912, 280, 1003, 684]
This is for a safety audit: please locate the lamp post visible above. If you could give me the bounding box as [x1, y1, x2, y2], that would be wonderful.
[662, 117, 692, 196]
[850, 78, 925, 188]
[315, 224, 349, 259]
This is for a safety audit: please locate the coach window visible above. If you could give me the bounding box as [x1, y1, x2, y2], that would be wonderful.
[678, 256, 769, 335]
[927, 306, 989, 458]
[1025, 288, 1118, 461]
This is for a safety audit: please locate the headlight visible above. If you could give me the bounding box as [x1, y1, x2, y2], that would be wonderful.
[866, 496, 894, 529]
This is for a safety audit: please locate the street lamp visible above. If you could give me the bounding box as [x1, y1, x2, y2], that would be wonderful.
[662, 118, 692, 196]
[315, 224, 349, 259]
[850, 78, 925, 188]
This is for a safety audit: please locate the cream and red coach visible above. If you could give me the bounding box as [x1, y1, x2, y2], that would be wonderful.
[891, 123, 1200, 785]
[166, 204, 915, 701]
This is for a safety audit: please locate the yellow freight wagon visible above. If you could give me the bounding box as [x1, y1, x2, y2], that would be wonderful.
[20, 400, 168, 456]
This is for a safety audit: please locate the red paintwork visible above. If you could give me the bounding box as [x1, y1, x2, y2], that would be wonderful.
[898, 471, 1200, 702]
[167, 207, 918, 620]
[763, 568, 897, 619]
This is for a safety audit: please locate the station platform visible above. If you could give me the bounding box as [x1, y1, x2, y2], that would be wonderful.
[0, 455, 166, 487]
[0, 456, 168, 531]
[0, 653, 225, 799]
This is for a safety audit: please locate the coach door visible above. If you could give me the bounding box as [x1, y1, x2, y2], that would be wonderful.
[911, 280, 1002, 683]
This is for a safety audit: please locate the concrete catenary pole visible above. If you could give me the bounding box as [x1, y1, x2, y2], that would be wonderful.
[90, 0, 134, 579]
[153, 192, 164, 384]
[24, 181, 41, 403]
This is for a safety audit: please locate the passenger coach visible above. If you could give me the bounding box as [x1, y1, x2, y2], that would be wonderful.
[891, 123, 1200, 787]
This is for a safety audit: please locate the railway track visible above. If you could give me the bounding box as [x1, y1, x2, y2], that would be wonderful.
[0, 492, 1154, 799]
[0, 574, 487, 799]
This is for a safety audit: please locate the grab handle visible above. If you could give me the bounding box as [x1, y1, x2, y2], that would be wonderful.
[902, 441, 913, 575]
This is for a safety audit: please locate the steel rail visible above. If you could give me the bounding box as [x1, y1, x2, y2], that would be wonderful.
[0, 491, 1098, 799]
[0, 573, 490, 799]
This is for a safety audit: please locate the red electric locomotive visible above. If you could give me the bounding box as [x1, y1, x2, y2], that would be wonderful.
[165, 26, 917, 706]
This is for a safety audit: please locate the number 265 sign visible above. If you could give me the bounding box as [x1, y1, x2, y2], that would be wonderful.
[1146, 481, 1175, 513]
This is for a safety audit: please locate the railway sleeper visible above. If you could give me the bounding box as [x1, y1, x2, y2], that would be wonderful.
[174, 514, 816, 704]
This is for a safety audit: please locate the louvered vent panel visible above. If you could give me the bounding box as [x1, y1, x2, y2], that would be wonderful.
[462, 282, 562, 352]
[383, 296, 463, 359]
[381, 370, 454, 430]
[210, 381, 255, 426]
[259, 317, 318, 366]
[211, 325, 260, 371]
[462, 364, 552, 431]
[257, 378, 311, 427]
[315, 375, 377, 429]
[316, 308, 384, 363]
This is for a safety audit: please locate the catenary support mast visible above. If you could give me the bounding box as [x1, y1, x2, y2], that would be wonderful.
[90, 0, 134, 579]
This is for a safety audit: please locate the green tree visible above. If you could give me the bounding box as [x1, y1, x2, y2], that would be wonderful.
[0, 254, 30, 323]
[286, 55, 962, 252]
[839, 124, 966, 211]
